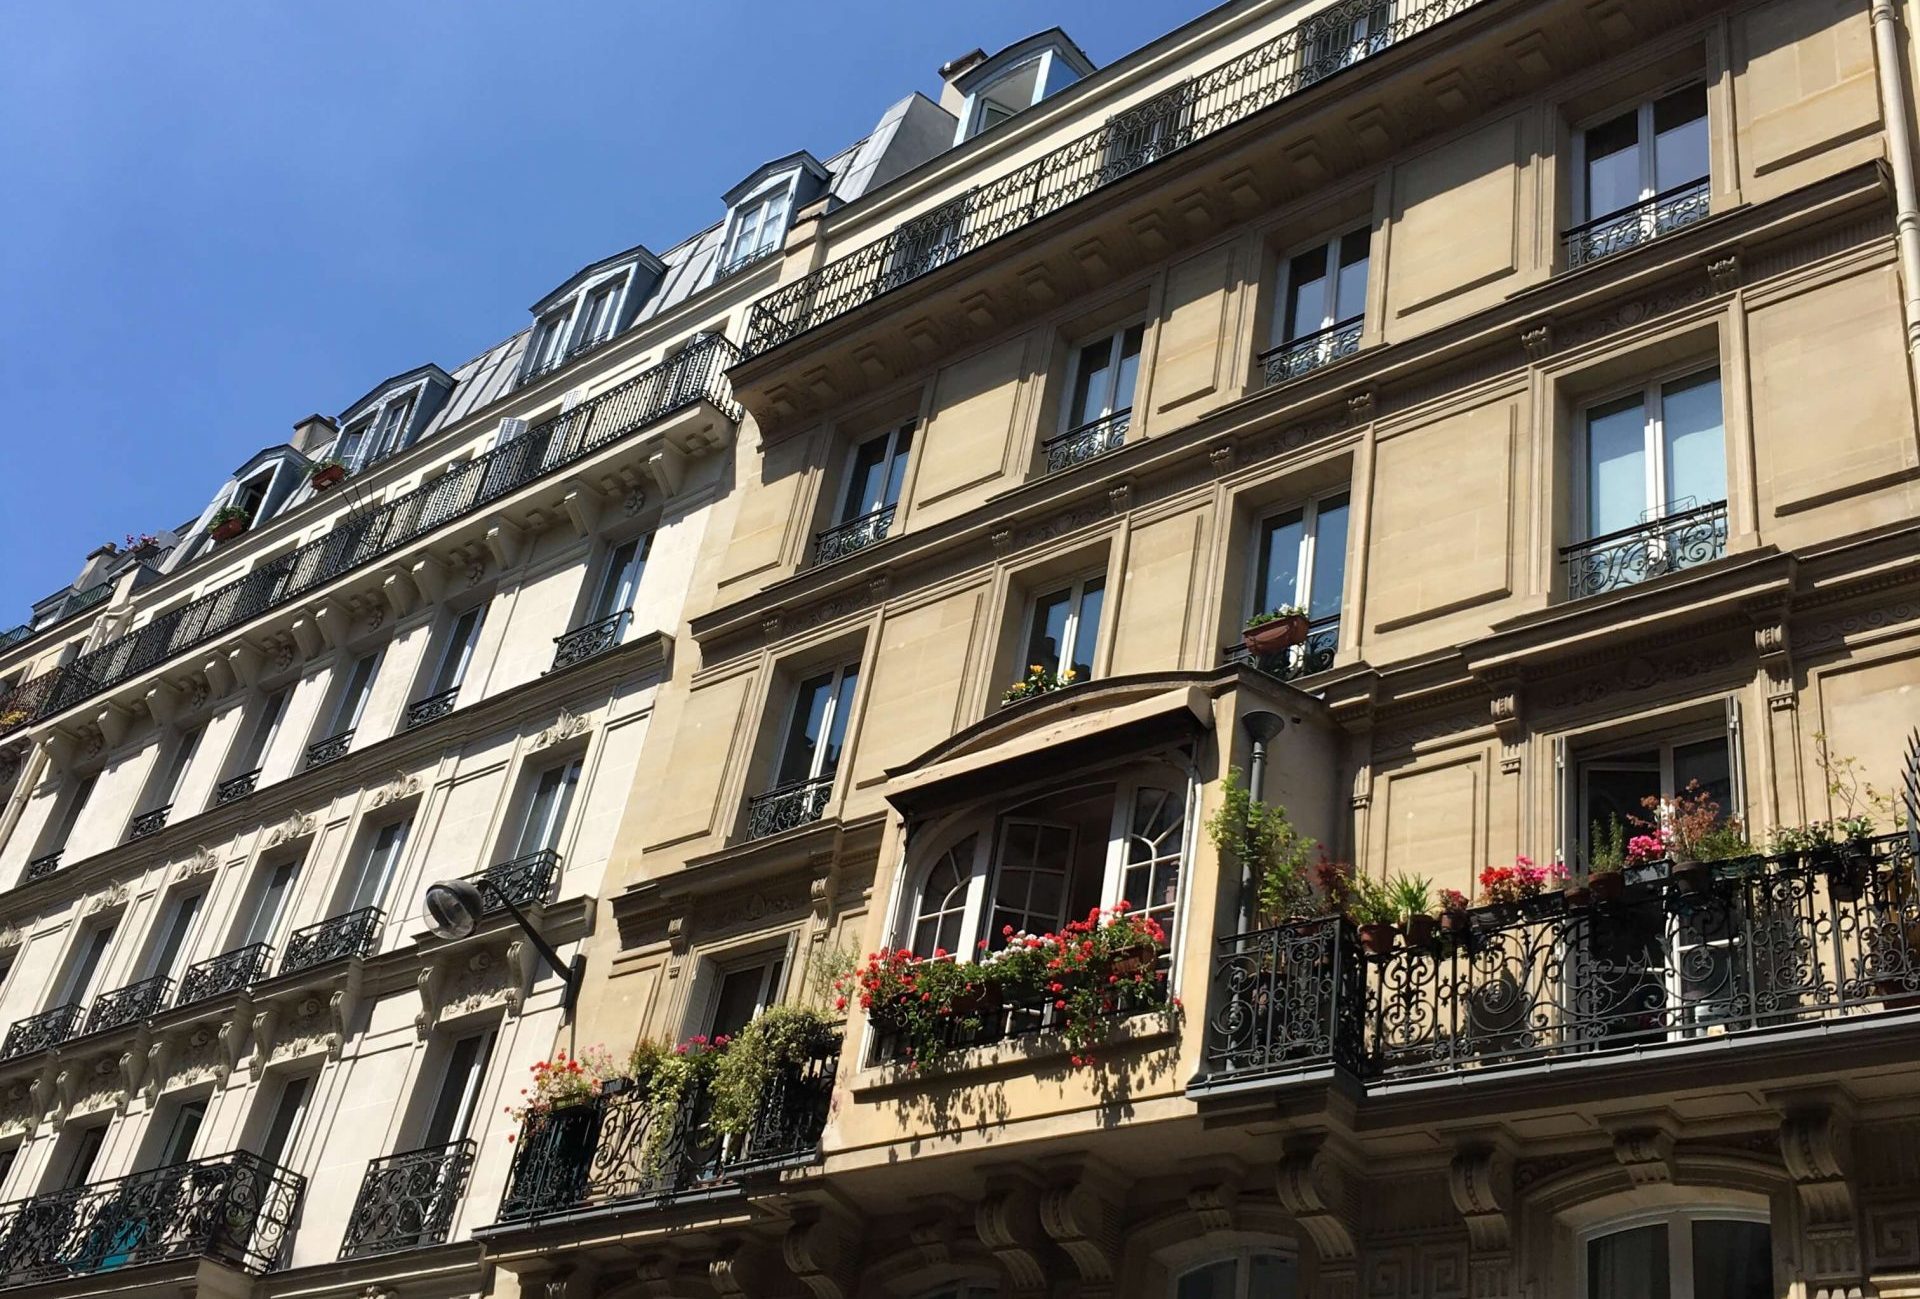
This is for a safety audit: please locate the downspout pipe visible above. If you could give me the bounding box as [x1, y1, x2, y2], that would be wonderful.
[1238, 711, 1287, 933]
[1871, 0, 1920, 363]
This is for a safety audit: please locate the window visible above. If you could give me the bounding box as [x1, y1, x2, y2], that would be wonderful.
[511, 757, 582, 859]
[140, 725, 202, 825]
[41, 772, 97, 860]
[1024, 574, 1104, 684]
[345, 820, 410, 915]
[911, 837, 977, 956]
[723, 181, 793, 271]
[427, 607, 486, 700]
[325, 652, 381, 739]
[143, 889, 206, 979]
[705, 956, 786, 1041]
[420, 1029, 495, 1149]
[1267, 230, 1368, 381]
[230, 471, 273, 528]
[774, 664, 860, 791]
[362, 396, 415, 466]
[1571, 369, 1727, 597]
[572, 279, 624, 351]
[1176, 1252, 1297, 1299]
[254, 1074, 311, 1169]
[150, 1099, 206, 1168]
[236, 858, 300, 950]
[1579, 731, 1734, 862]
[1583, 1211, 1770, 1299]
[335, 417, 375, 468]
[53, 1124, 107, 1190]
[963, 56, 1048, 139]
[237, 689, 290, 776]
[1102, 83, 1195, 179]
[1246, 492, 1349, 675]
[1569, 85, 1709, 265]
[837, 423, 915, 528]
[0, 1145, 17, 1198]
[586, 536, 649, 625]
[57, 923, 115, 1008]
[1064, 324, 1144, 434]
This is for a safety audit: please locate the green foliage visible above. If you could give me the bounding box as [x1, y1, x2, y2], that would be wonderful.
[1206, 768, 1317, 925]
[707, 1005, 838, 1137]
[1387, 873, 1433, 923]
[1588, 815, 1629, 874]
[1345, 873, 1398, 926]
[1245, 604, 1308, 628]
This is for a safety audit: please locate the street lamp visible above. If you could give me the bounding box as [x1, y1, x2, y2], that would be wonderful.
[423, 878, 585, 1018]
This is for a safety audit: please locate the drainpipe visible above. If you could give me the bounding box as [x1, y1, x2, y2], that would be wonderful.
[1238, 711, 1286, 933]
[1871, 0, 1920, 364]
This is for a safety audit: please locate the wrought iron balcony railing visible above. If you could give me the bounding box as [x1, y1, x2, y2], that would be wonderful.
[868, 982, 1164, 1066]
[404, 686, 461, 730]
[1562, 499, 1728, 601]
[280, 906, 384, 976]
[744, 0, 1483, 354]
[0, 1004, 84, 1061]
[813, 505, 896, 567]
[1260, 317, 1363, 386]
[0, 336, 743, 743]
[128, 805, 172, 841]
[1563, 177, 1711, 268]
[470, 848, 560, 913]
[83, 976, 173, 1037]
[1042, 410, 1131, 475]
[0, 579, 116, 658]
[176, 944, 275, 1009]
[1202, 837, 1920, 1089]
[338, 1139, 475, 1259]
[0, 1149, 303, 1288]
[745, 776, 835, 841]
[214, 768, 261, 805]
[22, 852, 62, 885]
[715, 243, 779, 282]
[494, 1035, 839, 1223]
[1220, 616, 1340, 682]
[305, 729, 354, 770]
[551, 609, 630, 672]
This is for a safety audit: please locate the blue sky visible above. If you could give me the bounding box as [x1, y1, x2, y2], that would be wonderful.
[0, 1, 1205, 620]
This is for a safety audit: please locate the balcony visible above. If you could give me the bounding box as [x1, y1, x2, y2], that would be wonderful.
[0, 1150, 302, 1289]
[128, 805, 172, 840]
[470, 848, 559, 913]
[493, 1036, 838, 1223]
[550, 609, 629, 672]
[83, 975, 173, 1036]
[0, 337, 743, 743]
[1562, 499, 1728, 601]
[176, 944, 274, 1008]
[1200, 838, 1920, 1090]
[405, 686, 461, 730]
[280, 906, 383, 976]
[1259, 318, 1362, 387]
[743, 0, 1485, 355]
[214, 768, 261, 805]
[339, 1139, 475, 1260]
[813, 505, 896, 567]
[22, 852, 61, 885]
[305, 729, 354, 770]
[1220, 616, 1339, 683]
[0, 1004, 84, 1061]
[1563, 177, 1711, 269]
[744, 776, 834, 841]
[1042, 410, 1130, 475]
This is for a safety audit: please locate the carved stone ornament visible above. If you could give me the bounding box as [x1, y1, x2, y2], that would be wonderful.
[466, 561, 487, 589]
[1275, 1138, 1360, 1262]
[784, 1211, 859, 1299]
[531, 710, 590, 752]
[975, 1179, 1050, 1296]
[623, 488, 647, 517]
[1041, 1166, 1123, 1286]
[177, 846, 220, 881]
[263, 810, 316, 849]
[416, 944, 530, 1036]
[0, 926, 21, 954]
[86, 881, 131, 915]
[370, 770, 420, 808]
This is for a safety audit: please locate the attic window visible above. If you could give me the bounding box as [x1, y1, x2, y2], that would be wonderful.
[231, 471, 275, 527]
[721, 176, 796, 276]
[969, 57, 1045, 136]
[526, 308, 575, 382]
[337, 389, 419, 471]
[571, 277, 627, 355]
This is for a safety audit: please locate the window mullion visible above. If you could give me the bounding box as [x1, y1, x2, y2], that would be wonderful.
[1319, 237, 1339, 332]
[1639, 101, 1657, 201]
[1644, 384, 1664, 519]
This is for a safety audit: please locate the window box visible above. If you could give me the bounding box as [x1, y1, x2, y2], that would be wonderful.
[1242, 612, 1309, 656]
[309, 461, 348, 492]
[209, 509, 251, 542]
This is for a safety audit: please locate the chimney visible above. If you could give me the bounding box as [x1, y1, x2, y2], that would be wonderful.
[291, 413, 338, 456]
[938, 48, 987, 118]
[75, 543, 120, 591]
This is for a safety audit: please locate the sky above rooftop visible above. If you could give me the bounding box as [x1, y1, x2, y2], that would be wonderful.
[0, 0, 1206, 621]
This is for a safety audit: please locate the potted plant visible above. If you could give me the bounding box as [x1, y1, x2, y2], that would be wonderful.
[208, 506, 251, 542]
[1001, 663, 1076, 707]
[707, 1005, 838, 1141]
[123, 532, 162, 559]
[1437, 888, 1472, 948]
[1585, 815, 1629, 905]
[1205, 768, 1317, 928]
[1347, 875, 1400, 957]
[308, 458, 348, 491]
[1390, 874, 1437, 951]
[1640, 783, 1746, 897]
[1242, 604, 1310, 656]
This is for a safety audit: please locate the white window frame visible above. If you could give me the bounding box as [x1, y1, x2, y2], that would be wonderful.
[1570, 83, 1711, 225]
[1246, 490, 1348, 622]
[528, 306, 575, 376]
[1575, 1207, 1771, 1299]
[427, 605, 486, 700]
[512, 756, 583, 860]
[325, 650, 382, 739]
[723, 174, 799, 270]
[700, 950, 789, 1038]
[1271, 228, 1370, 348]
[960, 52, 1053, 141]
[1572, 366, 1724, 543]
[345, 818, 411, 915]
[568, 275, 628, 353]
[1059, 323, 1145, 434]
[142, 886, 208, 979]
[420, 1027, 496, 1149]
[837, 422, 916, 525]
[236, 857, 301, 950]
[1023, 570, 1106, 681]
[237, 687, 290, 777]
[775, 663, 861, 789]
[1173, 1249, 1299, 1299]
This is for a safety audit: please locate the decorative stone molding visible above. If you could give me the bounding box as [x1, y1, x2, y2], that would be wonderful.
[86, 881, 131, 915]
[176, 846, 219, 882]
[1346, 390, 1377, 422]
[0, 926, 21, 954]
[1751, 610, 1796, 711]
[1107, 483, 1133, 515]
[711, 1243, 780, 1299]
[1520, 322, 1553, 361]
[976, 1177, 1052, 1296]
[1447, 1146, 1513, 1253]
[632, 1253, 686, 1299]
[1779, 1101, 1864, 1291]
[783, 1209, 859, 1299]
[417, 945, 525, 1036]
[1705, 252, 1741, 293]
[1275, 1137, 1361, 1264]
[369, 771, 420, 808]
[1040, 1164, 1123, 1288]
[263, 810, 316, 849]
[1609, 1126, 1677, 1185]
[1209, 444, 1237, 475]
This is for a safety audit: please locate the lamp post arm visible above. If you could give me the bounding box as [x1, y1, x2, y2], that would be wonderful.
[472, 880, 583, 1016]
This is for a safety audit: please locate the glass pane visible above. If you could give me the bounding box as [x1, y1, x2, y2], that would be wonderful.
[435, 608, 483, 693]
[710, 966, 771, 1041]
[1248, 1252, 1296, 1297]
[883, 425, 915, 508]
[1285, 243, 1331, 341]
[1069, 579, 1105, 680]
[257, 1076, 309, 1169]
[592, 539, 640, 619]
[1660, 371, 1725, 512]
[1255, 511, 1306, 616]
[1026, 589, 1074, 674]
[1112, 325, 1144, 414]
[821, 667, 859, 778]
[1177, 1260, 1238, 1299]
[1334, 231, 1370, 324]
[1692, 1220, 1772, 1299]
[1588, 1223, 1669, 1299]
[1069, 338, 1114, 427]
[842, 436, 892, 521]
[1586, 394, 1649, 537]
[1308, 496, 1350, 622]
[1653, 85, 1710, 192]
[778, 672, 835, 785]
[1582, 756, 1660, 864]
[1673, 736, 1733, 812]
[1584, 109, 1643, 218]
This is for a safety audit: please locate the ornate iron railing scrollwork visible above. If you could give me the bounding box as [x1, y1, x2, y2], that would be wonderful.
[338, 1139, 475, 1259]
[22, 853, 61, 885]
[813, 505, 897, 567]
[127, 806, 172, 840]
[304, 729, 354, 770]
[1042, 410, 1131, 475]
[470, 849, 560, 913]
[1562, 177, 1711, 268]
[1204, 917, 1366, 1079]
[0, 1004, 85, 1061]
[176, 944, 274, 1009]
[214, 769, 262, 806]
[280, 906, 383, 976]
[404, 687, 461, 730]
[744, 776, 835, 841]
[1220, 616, 1340, 683]
[83, 976, 173, 1037]
[1260, 318, 1363, 386]
[551, 609, 630, 672]
[1561, 499, 1728, 601]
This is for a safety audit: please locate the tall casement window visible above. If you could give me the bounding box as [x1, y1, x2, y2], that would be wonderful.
[1567, 84, 1710, 266]
[746, 663, 860, 840]
[33, 772, 97, 874]
[365, 396, 415, 466]
[225, 688, 289, 799]
[588, 536, 648, 625]
[511, 757, 583, 860]
[1567, 368, 1727, 599]
[526, 308, 574, 380]
[410, 606, 485, 728]
[705, 954, 786, 1041]
[1583, 1211, 1770, 1299]
[133, 725, 202, 836]
[817, 422, 915, 564]
[420, 1029, 496, 1150]
[328, 653, 380, 741]
[1244, 492, 1349, 677]
[1176, 1252, 1299, 1299]
[149, 1098, 207, 1168]
[572, 277, 625, 352]
[1049, 324, 1144, 472]
[722, 180, 793, 273]
[235, 857, 301, 950]
[900, 771, 1191, 961]
[1023, 573, 1105, 686]
[143, 888, 207, 980]
[1265, 230, 1369, 384]
[52, 1123, 108, 1191]
[345, 819, 411, 916]
[56, 922, 116, 1010]
[253, 1074, 312, 1170]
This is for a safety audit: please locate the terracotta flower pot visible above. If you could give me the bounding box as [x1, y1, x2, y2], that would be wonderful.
[1562, 884, 1593, 909]
[1588, 871, 1626, 905]
[310, 463, 347, 491]
[210, 517, 248, 542]
[1439, 909, 1472, 942]
[1670, 860, 1713, 896]
[1109, 941, 1160, 978]
[1243, 615, 1309, 655]
[1357, 923, 1399, 957]
[1403, 913, 1439, 951]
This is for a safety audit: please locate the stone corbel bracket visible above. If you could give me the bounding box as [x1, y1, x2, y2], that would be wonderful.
[783, 1207, 860, 1299]
[1776, 1094, 1863, 1289]
[975, 1173, 1053, 1297]
[1040, 1160, 1125, 1289]
[1275, 1136, 1362, 1268]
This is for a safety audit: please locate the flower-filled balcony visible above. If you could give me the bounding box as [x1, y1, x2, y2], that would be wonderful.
[0, 1150, 302, 1290]
[1200, 835, 1920, 1090]
[490, 1012, 840, 1226]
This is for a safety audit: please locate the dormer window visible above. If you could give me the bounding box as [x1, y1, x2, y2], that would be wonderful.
[527, 309, 574, 380]
[571, 278, 626, 354]
[949, 31, 1095, 145]
[516, 245, 663, 389]
[332, 366, 452, 472]
[722, 179, 794, 275]
[230, 471, 273, 528]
